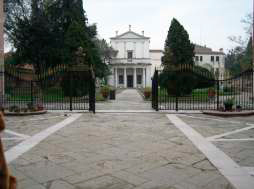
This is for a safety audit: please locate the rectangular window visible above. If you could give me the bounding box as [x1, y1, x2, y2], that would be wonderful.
[137, 75, 142, 85]
[216, 56, 219, 62]
[195, 56, 199, 61]
[127, 51, 133, 59]
[200, 56, 203, 62]
[119, 75, 124, 84]
[211, 56, 214, 62]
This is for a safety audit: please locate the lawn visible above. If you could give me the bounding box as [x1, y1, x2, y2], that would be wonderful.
[158, 87, 239, 102]
[5, 87, 106, 103]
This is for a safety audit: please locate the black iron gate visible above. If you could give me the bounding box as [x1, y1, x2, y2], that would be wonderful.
[3, 64, 96, 113]
[152, 67, 254, 111]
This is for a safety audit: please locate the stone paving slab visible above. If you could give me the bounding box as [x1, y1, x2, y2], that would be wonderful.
[223, 128, 254, 139]
[214, 141, 254, 167]
[177, 114, 254, 185]
[6, 113, 234, 189]
[3, 113, 68, 151]
[178, 114, 251, 138]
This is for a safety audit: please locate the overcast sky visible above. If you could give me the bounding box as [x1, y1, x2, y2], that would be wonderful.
[84, 0, 252, 52]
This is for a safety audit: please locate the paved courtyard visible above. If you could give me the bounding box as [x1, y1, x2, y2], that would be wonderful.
[2, 89, 254, 189]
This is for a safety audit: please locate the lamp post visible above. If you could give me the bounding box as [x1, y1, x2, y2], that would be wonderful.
[0, 0, 4, 97]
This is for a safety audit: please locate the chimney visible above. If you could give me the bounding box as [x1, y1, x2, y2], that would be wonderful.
[129, 25, 131, 31]
[116, 31, 118, 36]
[142, 31, 144, 36]
[219, 48, 224, 52]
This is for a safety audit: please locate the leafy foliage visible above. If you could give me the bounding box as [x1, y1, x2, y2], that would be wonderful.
[225, 37, 252, 76]
[61, 73, 90, 97]
[4, 0, 109, 79]
[162, 18, 195, 68]
[160, 18, 213, 96]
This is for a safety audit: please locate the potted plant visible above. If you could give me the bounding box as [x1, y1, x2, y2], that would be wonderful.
[100, 86, 110, 99]
[223, 98, 234, 111]
[144, 87, 151, 99]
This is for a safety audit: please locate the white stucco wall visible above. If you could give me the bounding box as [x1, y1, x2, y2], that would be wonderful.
[109, 31, 153, 88]
[146, 66, 152, 87]
[111, 39, 150, 59]
[194, 53, 225, 79]
[150, 50, 163, 75]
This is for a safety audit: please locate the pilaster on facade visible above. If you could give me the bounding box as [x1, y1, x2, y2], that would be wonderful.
[124, 68, 127, 88]
[115, 68, 118, 88]
[134, 68, 137, 88]
[143, 68, 146, 88]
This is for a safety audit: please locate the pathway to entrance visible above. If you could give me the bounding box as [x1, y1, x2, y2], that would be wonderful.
[96, 89, 152, 111]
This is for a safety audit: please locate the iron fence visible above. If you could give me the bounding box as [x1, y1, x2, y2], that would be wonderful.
[152, 68, 254, 111]
[2, 64, 96, 112]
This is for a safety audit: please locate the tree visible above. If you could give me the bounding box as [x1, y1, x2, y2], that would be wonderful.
[225, 47, 243, 76]
[225, 37, 252, 76]
[5, 0, 59, 74]
[160, 18, 196, 96]
[4, 0, 109, 79]
[241, 37, 253, 70]
[225, 12, 253, 76]
[163, 18, 195, 68]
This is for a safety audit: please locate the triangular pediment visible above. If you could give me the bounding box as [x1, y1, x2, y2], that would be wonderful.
[111, 31, 149, 40]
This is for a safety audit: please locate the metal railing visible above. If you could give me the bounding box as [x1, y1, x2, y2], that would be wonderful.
[152, 68, 254, 111]
[1, 65, 96, 112]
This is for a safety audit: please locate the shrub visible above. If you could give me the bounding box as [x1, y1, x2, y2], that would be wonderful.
[159, 65, 215, 96]
[159, 71, 197, 96]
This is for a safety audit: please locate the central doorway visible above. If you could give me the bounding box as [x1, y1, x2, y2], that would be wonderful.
[127, 75, 133, 88]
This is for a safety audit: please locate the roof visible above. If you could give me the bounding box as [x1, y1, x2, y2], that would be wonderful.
[194, 45, 225, 55]
[110, 31, 150, 40]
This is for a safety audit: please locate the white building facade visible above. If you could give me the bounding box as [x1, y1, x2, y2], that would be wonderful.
[194, 45, 225, 79]
[150, 49, 163, 74]
[107, 30, 226, 87]
[108, 28, 152, 88]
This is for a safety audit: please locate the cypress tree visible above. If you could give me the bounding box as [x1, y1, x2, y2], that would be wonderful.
[163, 18, 195, 68]
[160, 18, 196, 96]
